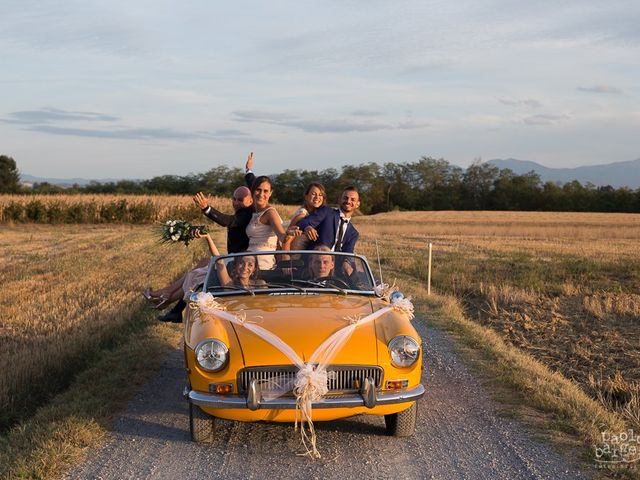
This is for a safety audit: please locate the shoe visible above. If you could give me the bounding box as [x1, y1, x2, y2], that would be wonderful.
[157, 311, 182, 323]
[152, 296, 170, 310]
[142, 288, 167, 308]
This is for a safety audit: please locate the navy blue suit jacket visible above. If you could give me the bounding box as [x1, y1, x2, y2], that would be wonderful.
[297, 206, 359, 253]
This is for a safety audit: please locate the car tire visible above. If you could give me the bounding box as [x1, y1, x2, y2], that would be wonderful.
[189, 402, 215, 443]
[384, 402, 417, 437]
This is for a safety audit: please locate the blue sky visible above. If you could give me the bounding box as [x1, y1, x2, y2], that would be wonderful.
[1, 0, 639, 179]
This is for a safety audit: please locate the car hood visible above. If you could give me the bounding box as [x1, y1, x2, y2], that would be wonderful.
[221, 294, 377, 366]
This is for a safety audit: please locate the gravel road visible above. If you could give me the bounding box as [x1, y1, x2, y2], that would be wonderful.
[65, 319, 592, 480]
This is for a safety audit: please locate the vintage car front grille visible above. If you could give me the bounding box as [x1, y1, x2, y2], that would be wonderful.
[237, 365, 383, 394]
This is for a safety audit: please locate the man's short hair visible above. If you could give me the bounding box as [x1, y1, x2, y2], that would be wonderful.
[342, 186, 359, 198]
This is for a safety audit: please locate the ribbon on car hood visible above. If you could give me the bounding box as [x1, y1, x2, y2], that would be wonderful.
[190, 286, 414, 459]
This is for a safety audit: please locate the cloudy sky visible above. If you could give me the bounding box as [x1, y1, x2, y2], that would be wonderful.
[1, 0, 639, 179]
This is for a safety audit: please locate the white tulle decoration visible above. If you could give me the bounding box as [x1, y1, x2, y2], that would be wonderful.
[374, 282, 390, 297]
[391, 296, 415, 319]
[190, 290, 415, 458]
[293, 364, 329, 458]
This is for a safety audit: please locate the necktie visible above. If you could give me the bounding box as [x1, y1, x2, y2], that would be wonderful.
[335, 218, 346, 252]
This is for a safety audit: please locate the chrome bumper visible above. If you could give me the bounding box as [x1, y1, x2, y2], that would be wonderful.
[187, 379, 425, 411]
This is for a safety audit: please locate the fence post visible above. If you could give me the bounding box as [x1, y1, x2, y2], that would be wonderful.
[427, 242, 432, 296]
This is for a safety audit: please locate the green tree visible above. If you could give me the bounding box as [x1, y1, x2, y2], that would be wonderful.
[273, 169, 306, 204]
[461, 159, 499, 210]
[382, 162, 416, 211]
[411, 156, 462, 210]
[195, 166, 246, 196]
[0, 155, 21, 193]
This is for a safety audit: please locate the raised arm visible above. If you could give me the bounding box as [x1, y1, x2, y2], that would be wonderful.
[245, 152, 256, 188]
[215, 259, 232, 286]
[194, 231, 233, 285]
[193, 192, 236, 227]
[195, 231, 220, 257]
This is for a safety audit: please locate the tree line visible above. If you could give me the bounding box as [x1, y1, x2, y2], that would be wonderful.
[3, 154, 640, 213]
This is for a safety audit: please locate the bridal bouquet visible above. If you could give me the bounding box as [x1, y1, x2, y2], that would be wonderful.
[160, 220, 208, 246]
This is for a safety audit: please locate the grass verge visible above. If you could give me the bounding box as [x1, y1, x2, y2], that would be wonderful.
[390, 270, 638, 479]
[0, 309, 181, 480]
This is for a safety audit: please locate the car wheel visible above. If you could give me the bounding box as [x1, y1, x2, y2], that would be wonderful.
[189, 402, 215, 443]
[384, 402, 417, 437]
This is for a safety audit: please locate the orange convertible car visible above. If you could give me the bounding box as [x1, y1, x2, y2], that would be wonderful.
[183, 250, 424, 446]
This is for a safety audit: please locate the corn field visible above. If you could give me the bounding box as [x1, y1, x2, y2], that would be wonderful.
[0, 194, 222, 225]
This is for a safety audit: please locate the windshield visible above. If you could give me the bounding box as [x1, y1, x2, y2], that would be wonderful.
[204, 250, 375, 295]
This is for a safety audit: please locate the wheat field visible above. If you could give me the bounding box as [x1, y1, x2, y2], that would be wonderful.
[0, 197, 295, 429]
[0, 223, 222, 427]
[3, 207, 639, 434]
[356, 210, 640, 428]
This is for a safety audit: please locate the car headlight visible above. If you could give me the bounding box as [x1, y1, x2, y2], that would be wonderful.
[195, 339, 229, 372]
[388, 336, 420, 368]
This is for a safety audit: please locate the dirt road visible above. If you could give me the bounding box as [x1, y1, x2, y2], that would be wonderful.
[65, 319, 591, 479]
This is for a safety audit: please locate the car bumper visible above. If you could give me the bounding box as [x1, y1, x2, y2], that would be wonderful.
[187, 382, 425, 411]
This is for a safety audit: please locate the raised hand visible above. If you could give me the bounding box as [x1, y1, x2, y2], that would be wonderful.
[193, 192, 208, 209]
[193, 230, 209, 239]
[245, 152, 254, 171]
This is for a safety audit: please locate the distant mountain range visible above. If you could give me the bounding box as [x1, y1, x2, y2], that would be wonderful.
[20, 174, 138, 187]
[487, 158, 640, 189]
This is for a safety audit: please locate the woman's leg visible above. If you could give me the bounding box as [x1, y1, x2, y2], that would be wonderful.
[143, 256, 209, 307]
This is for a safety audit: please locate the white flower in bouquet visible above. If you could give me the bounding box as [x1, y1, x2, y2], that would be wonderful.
[159, 219, 209, 246]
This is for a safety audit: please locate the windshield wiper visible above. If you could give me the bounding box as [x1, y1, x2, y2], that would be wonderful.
[208, 285, 255, 295]
[291, 279, 348, 295]
[263, 282, 306, 293]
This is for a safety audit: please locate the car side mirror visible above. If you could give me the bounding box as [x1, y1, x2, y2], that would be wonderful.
[389, 291, 404, 302]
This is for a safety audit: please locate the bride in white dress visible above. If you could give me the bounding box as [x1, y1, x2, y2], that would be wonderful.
[246, 175, 299, 270]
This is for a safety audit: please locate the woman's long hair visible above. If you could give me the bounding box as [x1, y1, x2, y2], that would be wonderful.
[303, 182, 327, 210]
[231, 254, 261, 283]
[251, 175, 273, 194]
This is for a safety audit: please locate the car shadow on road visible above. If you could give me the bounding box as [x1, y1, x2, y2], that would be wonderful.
[110, 414, 190, 443]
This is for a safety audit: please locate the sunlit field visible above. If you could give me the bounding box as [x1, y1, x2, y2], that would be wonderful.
[3, 206, 639, 436]
[356, 210, 640, 428]
[0, 224, 219, 428]
[0, 197, 296, 430]
[0, 194, 297, 225]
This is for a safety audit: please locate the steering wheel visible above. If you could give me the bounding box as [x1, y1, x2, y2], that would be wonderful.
[315, 276, 351, 289]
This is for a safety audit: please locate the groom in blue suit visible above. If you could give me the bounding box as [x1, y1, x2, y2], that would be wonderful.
[296, 186, 361, 253]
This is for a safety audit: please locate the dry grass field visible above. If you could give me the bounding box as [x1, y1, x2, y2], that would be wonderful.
[2, 205, 639, 477]
[356, 210, 640, 430]
[0, 194, 297, 225]
[0, 223, 219, 428]
[0, 198, 295, 430]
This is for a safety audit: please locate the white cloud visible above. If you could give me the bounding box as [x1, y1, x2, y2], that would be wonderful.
[521, 113, 571, 126]
[577, 85, 623, 94]
[498, 98, 542, 108]
[1, 0, 639, 176]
